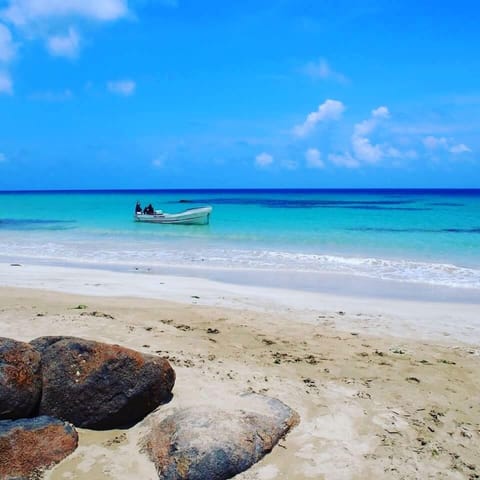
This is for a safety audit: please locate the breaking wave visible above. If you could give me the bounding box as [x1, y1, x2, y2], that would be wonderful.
[1, 237, 479, 290]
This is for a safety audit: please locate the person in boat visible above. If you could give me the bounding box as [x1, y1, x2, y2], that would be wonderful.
[143, 203, 155, 215]
[135, 201, 142, 214]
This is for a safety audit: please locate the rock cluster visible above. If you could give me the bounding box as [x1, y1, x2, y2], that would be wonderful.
[0, 335, 298, 480]
[0, 336, 176, 478]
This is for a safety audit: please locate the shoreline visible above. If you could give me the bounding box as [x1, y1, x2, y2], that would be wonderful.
[1, 261, 480, 345]
[0, 280, 478, 479]
[2, 255, 480, 304]
[1, 242, 480, 296]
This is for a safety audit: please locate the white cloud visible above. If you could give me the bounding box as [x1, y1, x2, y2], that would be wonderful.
[352, 106, 391, 163]
[0, 24, 15, 91]
[1, 0, 129, 26]
[0, 152, 6, 162]
[352, 135, 383, 163]
[391, 123, 469, 135]
[330, 105, 410, 168]
[0, 23, 15, 62]
[0, 0, 161, 86]
[372, 106, 390, 119]
[0, 71, 12, 94]
[305, 148, 324, 169]
[47, 27, 80, 58]
[107, 79, 136, 96]
[255, 152, 273, 168]
[423, 136, 471, 154]
[449, 143, 471, 154]
[328, 153, 360, 169]
[293, 99, 345, 137]
[301, 58, 348, 84]
[423, 135, 448, 150]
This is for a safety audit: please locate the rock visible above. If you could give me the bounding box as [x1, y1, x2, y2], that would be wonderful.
[33, 336, 175, 430]
[0, 416, 78, 479]
[0, 337, 42, 420]
[30, 336, 76, 354]
[143, 394, 299, 480]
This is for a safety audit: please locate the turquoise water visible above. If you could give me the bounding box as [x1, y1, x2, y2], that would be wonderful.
[0, 190, 479, 290]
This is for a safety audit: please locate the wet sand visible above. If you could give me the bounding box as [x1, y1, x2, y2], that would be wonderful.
[0, 274, 479, 479]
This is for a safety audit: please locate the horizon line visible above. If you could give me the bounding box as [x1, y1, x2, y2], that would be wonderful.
[1, 188, 480, 194]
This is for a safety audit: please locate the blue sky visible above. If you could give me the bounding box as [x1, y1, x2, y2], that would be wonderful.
[0, 0, 479, 189]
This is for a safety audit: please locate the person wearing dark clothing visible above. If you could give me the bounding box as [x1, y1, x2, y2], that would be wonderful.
[143, 203, 154, 215]
[135, 202, 142, 214]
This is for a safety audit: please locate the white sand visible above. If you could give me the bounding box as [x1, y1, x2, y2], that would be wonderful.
[1, 262, 479, 479]
[1, 262, 479, 344]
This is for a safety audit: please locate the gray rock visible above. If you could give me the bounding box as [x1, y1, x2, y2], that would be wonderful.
[33, 336, 175, 430]
[0, 416, 78, 479]
[0, 337, 42, 420]
[143, 395, 299, 480]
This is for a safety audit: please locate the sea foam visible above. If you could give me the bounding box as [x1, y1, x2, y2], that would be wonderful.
[1, 236, 479, 291]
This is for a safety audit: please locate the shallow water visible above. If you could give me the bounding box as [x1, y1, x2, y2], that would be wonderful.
[0, 189, 479, 291]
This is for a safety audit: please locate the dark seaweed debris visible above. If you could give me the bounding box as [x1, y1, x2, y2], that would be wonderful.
[170, 198, 431, 211]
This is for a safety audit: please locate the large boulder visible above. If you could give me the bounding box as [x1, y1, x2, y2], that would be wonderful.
[32, 336, 175, 430]
[30, 335, 76, 354]
[0, 416, 78, 479]
[0, 337, 42, 420]
[143, 395, 299, 480]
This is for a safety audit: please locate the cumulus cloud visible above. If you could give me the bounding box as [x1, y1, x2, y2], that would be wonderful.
[352, 136, 384, 163]
[305, 148, 324, 169]
[107, 79, 136, 96]
[449, 143, 471, 154]
[0, 71, 12, 94]
[423, 136, 471, 155]
[47, 27, 80, 58]
[0, 23, 15, 62]
[0, 0, 130, 64]
[328, 152, 360, 169]
[0, 0, 171, 87]
[372, 106, 390, 119]
[301, 58, 348, 84]
[255, 152, 273, 168]
[0, 24, 15, 91]
[0, 0, 129, 25]
[329, 105, 411, 169]
[423, 136, 448, 150]
[352, 106, 391, 163]
[293, 99, 345, 137]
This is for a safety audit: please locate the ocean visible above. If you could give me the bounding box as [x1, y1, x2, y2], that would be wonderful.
[0, 189, 479, 294]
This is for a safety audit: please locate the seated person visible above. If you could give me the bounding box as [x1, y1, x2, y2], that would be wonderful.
[135, 202, 142, 214]
[145, 203, 154, 215]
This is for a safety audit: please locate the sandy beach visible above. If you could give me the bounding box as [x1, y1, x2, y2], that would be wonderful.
[0, 262, 479, 479]
[3, 0, 480, 476]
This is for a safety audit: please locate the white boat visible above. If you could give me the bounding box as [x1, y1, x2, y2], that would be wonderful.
[134, 206, 212, 225]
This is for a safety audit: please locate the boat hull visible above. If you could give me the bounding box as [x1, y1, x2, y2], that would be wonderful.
[134, 206, 212, 225]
